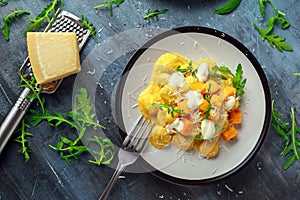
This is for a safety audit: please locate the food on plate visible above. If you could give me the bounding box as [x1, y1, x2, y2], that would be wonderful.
[27, 32, 80, 84]
[138, 52, 246, 158]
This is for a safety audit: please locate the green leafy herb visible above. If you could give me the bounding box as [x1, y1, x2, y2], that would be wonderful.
[0, 0, 8, 6]
[193, 134, 203, 141]
[88, 136, 115, 165]
[232, 64, 247, 98]
[81, 15, 98, 43]
[271, 100, 300, 169]
[144, 8, 168, 23]
[25, 109, 76, 128]
[49, 129, 89, 165]
[19, 70, 45, 114]
[214, 0, 242, 15]
[254, 0, 292, 52]
[14, 120, 33, 162]
[254, 23, 292, 52]
[204, 95, 211, 119]
[176, 61, 197, 77]
[209, 66, 230, 80]
[25, 0, 64, 33]
[95, 0, 125, 16]
[259, 0, 290, 29]
[152, 103, 185, 118]
[19, 87, 112, 165]
[68, 88, 106, 130]
[48, 88, 107, 165]
[293, 72, 300, 76]
[2, 10, 30, 41]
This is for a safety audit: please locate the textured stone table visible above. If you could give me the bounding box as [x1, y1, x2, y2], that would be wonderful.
[0, 0, 299, 199]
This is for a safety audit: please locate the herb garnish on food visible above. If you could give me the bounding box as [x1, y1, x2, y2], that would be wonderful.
[271, 100, 300, 169]
[253, 0, 292, 52]
[2, 10, 30, 41]
[176, 61, 197, 78]
[144, 8, 168, 23]
[25, 0, 64, 33]
[232, 64, 247, 98]
[95, 0, 125, 16]
[152, 103, 185, 118]
[214, 0, 242, 15]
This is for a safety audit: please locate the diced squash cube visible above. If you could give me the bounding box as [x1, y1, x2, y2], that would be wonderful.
[222, 126, 238, 141]
[228, 109, 242, 124]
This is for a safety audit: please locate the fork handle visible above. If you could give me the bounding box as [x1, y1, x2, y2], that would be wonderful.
[99, 162, 126, 200]
[0, 87, 33, 154]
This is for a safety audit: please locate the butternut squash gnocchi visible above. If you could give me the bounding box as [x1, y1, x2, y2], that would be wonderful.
[138, 52, 246, 158]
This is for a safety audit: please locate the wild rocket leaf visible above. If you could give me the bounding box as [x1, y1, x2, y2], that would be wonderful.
[254, 0, 292, 52]
[271, 101, 300, 170]
[25, 0, 64, 33]
[0, 0, 8, 6]
[214, 0, 242, 15]
[232, 64, 247, 98]
[2, 10, 30, 41]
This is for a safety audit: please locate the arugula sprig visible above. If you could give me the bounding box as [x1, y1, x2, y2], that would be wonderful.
[214, 0, 242, 15]
[95, 0, 125, 16]
[17, 86, 113, 165]
[25, 0, 64, 33]
[0, 0, 8, 6]
[68, 88, 106, 130]
[209, 66, 232, 80]
[204, 95, 212, 120]
[293, 72, 300, 77]
[14, 120, 33, 162]
[176, 61, 197, 77]
[232, 64, 247, 98]
[144, 8, 168, 23]
[24, 88, 108, 165]
[19, 70, 45, 114]
[81, 15, 98, 43]
[88, 136, 115, 165]
[254, 0, 292, 52]
[2, 10, 30, 41]
[152, 103, 185, 118]
[271, 100, 300, 169]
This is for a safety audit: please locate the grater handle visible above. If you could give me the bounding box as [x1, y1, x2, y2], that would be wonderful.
[0, 87, 33, 154]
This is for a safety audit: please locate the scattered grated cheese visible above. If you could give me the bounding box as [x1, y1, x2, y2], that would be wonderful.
[131, 103, 139, 108]
[87, 68, 95, 75]
[225, 184, 234, 192]
[96, 81, 104, 89]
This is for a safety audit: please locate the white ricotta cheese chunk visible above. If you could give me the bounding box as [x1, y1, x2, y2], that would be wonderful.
[196, 62, 209, 82]
[186, 90, 203, 110]
[201, 119, 215, 139]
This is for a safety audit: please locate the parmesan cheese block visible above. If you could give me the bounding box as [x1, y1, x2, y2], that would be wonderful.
[27, 32, 80, 84]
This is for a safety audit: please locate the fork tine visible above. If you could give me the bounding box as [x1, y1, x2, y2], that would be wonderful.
[122, 115, 144, 147]
[135, 121, 154, 152]
[122, 116, 154, 152]
[130, 118, 148, 147]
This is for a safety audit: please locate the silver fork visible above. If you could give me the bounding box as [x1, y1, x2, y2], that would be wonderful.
[99, 116, 154, 200]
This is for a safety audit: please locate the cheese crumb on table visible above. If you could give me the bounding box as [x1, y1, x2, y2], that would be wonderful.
[27, 32, 80, 84]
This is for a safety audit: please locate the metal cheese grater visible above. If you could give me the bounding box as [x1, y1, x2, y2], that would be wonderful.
[0, 9, 91, 154]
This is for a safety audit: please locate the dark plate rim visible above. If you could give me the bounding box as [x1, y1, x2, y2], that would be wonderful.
[115, 26, 271, 185]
